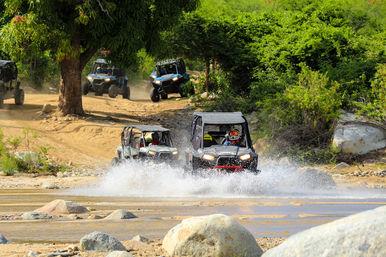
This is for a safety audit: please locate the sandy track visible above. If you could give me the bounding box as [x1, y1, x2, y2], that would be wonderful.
[0, 86, 191, 168]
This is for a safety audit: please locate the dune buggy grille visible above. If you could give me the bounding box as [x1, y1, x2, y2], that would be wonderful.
[217, 157, 240, 166]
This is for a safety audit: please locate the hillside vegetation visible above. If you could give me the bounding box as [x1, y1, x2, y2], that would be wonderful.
[1, 0, 385, 164]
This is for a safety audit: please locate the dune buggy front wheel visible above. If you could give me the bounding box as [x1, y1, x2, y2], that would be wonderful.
[150, 88, 160, 102]
[15, 89, 24, 105]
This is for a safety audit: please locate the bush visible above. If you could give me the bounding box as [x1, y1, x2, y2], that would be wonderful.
[353, 63, 386, 122]
[256, 65, 342, 152]
[1, 154, 18, 175]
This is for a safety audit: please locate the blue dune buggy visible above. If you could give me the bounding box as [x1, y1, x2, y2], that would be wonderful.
[149, 58, 191, 102]
[82, 59, 130, 99]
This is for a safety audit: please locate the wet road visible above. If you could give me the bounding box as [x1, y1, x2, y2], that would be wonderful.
[0, 189, 385, 243]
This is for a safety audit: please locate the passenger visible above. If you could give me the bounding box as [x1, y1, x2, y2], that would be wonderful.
[203, 134, 213, 147]
[223, 129, 245, 147]
[151, 133, 159, 145]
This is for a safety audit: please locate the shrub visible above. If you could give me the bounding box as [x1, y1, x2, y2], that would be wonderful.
[256, 65, 342, 153]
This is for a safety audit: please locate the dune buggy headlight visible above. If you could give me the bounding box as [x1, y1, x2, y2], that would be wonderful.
[104, 78, 111, 82]
[155, 80, 161, 85]
[202, 154, 215, 161]
[172, 76, 179, 81]
[87, 76, 93, 82]
[239, 153, 251, 161]
[148, 150, 157, 156]
[172, 151, 178, 155]
[151, 75, 157, 79]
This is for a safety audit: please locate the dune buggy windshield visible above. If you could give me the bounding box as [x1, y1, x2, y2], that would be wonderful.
[157, 64, 179, 76]
[202, 124, 248, 148]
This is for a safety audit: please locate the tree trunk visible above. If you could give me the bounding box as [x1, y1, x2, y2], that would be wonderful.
[58, 55, 83, 115]
[58, 29, 83, 116]
[205, 58, 210, 92]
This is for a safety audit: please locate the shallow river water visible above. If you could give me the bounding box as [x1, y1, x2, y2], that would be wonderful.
[1, 160, 385, 243]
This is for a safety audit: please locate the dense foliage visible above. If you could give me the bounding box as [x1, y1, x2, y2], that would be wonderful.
[164, 0, 385, 162]
[0, 0, 198, 114]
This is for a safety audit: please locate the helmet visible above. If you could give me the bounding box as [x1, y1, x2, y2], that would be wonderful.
[204, 134, 213, 141]
[227, 129, 240, 141]
[152, 132, 159, 140]
[96, 67, 102, 73]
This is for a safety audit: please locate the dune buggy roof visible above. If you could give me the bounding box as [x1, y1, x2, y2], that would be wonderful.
[125, 125, 170, 132]
[193, 112, 246, 125]
[94, 59, 108, 64]
[0, 60, 15, 67]
[156, 58, 183, 67]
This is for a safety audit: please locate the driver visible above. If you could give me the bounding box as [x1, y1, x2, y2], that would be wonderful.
[223, 129, 245, 146]
[96, 67, 102, 73]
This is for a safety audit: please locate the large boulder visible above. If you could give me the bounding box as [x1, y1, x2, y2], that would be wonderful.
[297, 167, 336, 189]
[162, 214, 263, 257]
[80, 231, 126, 252]
[22, 211, 52, 220]
[106, 251, 134, 257]
[263, 205, 386, 257]
[35, 199, 89, 214]
[104, 209, 137, 220]
[332, 112, 386, 154]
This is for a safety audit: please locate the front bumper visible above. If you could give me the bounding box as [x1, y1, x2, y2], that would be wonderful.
[202, 156, 257, 173]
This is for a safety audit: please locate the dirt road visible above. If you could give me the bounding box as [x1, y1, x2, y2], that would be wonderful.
[0, 86, 192, 168]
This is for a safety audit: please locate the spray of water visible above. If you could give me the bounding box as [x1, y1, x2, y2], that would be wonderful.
[71, 158, 386, 198]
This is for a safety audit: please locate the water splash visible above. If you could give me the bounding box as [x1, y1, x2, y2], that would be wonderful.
[71, 159, 386, 198]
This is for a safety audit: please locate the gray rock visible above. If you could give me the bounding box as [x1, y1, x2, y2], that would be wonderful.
[0, 234, 7, 244]
[200, 92, 208, 98]
[79, 231, 126, 252]
[162, 214, 263, 257]
[131, 235, 149, 243]
[28, 251, 38, 257]
[104, 209, 137, 220]
[298, 167, 336, 188]
[332, 112, 386, 154]
[42, 103, 53, 113]
[332, 162, 350, 170]
[14, 151, 41, 162]
[106, 251, 134, 257]
[35, 199, 89, 214]
[22, 211, 52, 220]
[263, 205, 386, 257]
[41, 182, 59, 189]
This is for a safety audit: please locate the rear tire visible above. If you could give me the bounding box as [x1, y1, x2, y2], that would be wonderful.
[15, 89, 24, 105]
[150, 88, 160, 102]
[108, 84, 119, 98]
[122, 86, 130, 100]
[82, 82, 90, 95]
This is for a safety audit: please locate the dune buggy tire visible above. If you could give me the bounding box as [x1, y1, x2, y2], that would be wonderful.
[111, 157, 120, 167]
[161, 93, 168, 99]
[82, 82, 90, 95]
[15, 89, 24, 105]
[191, 157, 201, 174]
[108, 84, 119, 98]
[0, 92, 3, 108]
[123, 86, 130, 100]
[150, 88, 160, 102]
[179, 85, 186, 98]
[94, 85, 104, 96]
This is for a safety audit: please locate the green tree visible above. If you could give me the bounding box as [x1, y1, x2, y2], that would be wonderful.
[0, 0, 198, 115]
